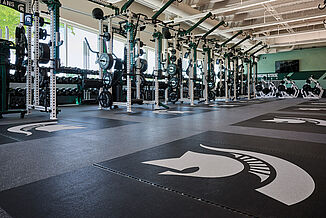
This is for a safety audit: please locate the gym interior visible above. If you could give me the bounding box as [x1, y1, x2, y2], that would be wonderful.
[1, 0, 326, 217]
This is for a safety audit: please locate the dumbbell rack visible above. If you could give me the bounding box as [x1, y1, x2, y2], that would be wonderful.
[49, 67, 99, 105]
[0, 40, 27, 118]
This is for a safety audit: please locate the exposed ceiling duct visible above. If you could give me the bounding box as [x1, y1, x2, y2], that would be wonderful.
[135, 0, 255, 49]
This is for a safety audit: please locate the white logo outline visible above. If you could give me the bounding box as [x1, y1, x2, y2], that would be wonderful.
[7, 122, 86, 136]
[262, 117, 326, 127]
[143, 144, 315, 206]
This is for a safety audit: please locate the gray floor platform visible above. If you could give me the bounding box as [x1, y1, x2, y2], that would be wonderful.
[0, 98, 325, 218]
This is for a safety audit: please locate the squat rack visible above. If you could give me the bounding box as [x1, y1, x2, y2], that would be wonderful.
[25, 0, 61, 119]
[89, 0, 182, 111]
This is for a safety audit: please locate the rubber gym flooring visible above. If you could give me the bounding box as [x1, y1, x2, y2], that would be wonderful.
[0, 98, 325, 218]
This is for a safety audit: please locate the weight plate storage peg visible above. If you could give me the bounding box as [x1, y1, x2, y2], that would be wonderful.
[98, 91, 113, 108]
[98, 53, 114, 70]
[167, 64, 177, 76]
[168, 77, 179, 89]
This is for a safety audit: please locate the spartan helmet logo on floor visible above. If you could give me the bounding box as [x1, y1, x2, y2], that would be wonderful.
[263, 117, 326, 127]
[7, 122, 85, 136]
[298, 107, 326, 111]
[143, 144, 315, 206]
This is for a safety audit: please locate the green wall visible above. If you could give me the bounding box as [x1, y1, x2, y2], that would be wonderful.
[258, 47, 326, 73]
[256, 47, 326, 89]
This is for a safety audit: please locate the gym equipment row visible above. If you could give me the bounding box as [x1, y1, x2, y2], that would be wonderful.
[255, 76, 324, 99]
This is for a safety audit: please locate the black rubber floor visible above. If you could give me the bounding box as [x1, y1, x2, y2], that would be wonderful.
[0, 166, 241, 218]
[197, 99, 281, 109]
[114, 106, 212, 119]
[233, 113, 326, 134]
[0, 117, 137, 145]
[0, 101, 325, 218]
[95, 131, 325, 217]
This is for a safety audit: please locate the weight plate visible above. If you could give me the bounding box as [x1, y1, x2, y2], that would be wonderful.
[169, 91, 178, 103]
[139, 58, 148, 73]
[98, 53, 114, 70]
[168, 77, 179, 89]
[302, 84, 311, 92]
[98, 91, 113, 108]
[255, 84, 263, 92]
[262, 88, 270, 95]
[167, 64, 177, 76]
[278, 85, 286, 92]
[208, 81, 215, 89]
[39, 43, 50, 64]
[103, 73, 113, 89]
[313, 87, 321, 95]
[286, 87, 295, 95]
[208, 91, 215, 100]
[170, 55, 177, 63]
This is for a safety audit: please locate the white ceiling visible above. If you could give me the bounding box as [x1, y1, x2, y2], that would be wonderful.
[133, 0, 326, 53]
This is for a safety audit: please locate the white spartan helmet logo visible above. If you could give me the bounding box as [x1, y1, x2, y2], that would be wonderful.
[263, 117, 326, 127]
[143, 144, 315, 206]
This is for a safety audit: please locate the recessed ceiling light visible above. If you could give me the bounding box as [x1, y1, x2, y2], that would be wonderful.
[104, 0, 123, 3]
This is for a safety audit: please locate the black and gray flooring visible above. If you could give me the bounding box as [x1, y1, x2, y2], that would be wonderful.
[0, 98, 325, 218]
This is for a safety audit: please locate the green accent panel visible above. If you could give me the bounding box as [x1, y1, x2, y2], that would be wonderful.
[257, 47, 326, 89]
[291, 71, 325, 80]
[257, 71, 326, 89]
[258, 47, 326, 73]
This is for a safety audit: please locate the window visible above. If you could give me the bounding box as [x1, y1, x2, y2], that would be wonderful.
[67, 26, 97, 70]
[0, 5, 21, 65]
[0, 5, 20, 40]
[113, 38, 125, 60]
[196, 60, 203, 79]
[59, 23, 67, 67]
[146, 48, 155, 74]
[182, 58, 190, 78]
[215, 63, 220, 82]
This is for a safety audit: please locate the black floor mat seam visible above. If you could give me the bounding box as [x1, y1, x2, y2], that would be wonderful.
[92, 163, 257, 218]
[0, 133, 21, 143]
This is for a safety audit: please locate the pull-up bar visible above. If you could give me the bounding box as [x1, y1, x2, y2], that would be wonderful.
[244, 41, 262, 54]
[202, 20, 225, 39]
[230, 35, 251, 50]
[251, 45, 268, 56]
[121, 0, 135, 13]
[181, 12, 212, 36]
[220, 30, 243, 47]
[152, 0, 176, 21]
